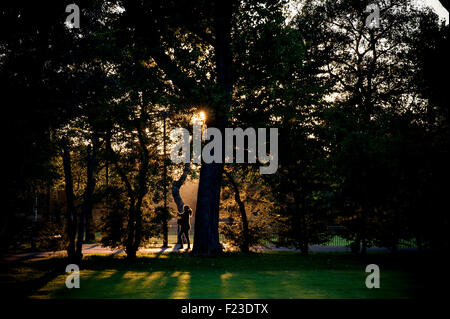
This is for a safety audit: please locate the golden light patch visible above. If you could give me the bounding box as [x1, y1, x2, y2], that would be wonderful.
[170, 272, 191, 299]
[220, 272, 233, 280]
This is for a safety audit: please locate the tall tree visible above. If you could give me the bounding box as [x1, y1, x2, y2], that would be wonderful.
[296, 0, 447, 253]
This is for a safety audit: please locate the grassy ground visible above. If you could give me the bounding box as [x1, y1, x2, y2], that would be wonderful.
[1, 251, 434, 299]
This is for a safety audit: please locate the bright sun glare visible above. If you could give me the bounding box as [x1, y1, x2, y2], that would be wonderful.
[191, 110, 207, 125]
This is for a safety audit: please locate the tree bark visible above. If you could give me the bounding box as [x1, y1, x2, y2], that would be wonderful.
[172, 163, 191, 213]
[193, 162, 224, 255]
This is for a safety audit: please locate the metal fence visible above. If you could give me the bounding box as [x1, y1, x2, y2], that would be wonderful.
[323, 236, 351, 247]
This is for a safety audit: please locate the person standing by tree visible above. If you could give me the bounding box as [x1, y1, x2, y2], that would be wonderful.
[178, 205, 193, 250]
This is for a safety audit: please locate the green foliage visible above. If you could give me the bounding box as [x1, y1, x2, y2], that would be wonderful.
[220, 211, 274, 250]
[99, 189, 127, 249]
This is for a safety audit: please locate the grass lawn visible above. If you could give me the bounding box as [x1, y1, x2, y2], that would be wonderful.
[0, 251, 432, 299]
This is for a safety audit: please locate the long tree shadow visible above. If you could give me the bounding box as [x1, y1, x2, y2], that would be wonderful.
[2, 257, 67, 298]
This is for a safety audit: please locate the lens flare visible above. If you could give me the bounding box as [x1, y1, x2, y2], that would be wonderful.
[199, 111, 206, 122]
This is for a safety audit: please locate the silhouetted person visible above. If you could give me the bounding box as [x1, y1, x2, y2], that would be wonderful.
[178, 205, 192, 250]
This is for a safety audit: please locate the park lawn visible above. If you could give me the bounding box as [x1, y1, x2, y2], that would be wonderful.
[2, 252, 425, 299]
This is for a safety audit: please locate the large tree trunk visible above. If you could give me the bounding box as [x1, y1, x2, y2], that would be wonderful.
[193, 162, 224, 255]
[193, 0, 234, 256]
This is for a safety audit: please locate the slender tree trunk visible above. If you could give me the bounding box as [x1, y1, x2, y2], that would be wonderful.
[193, 0, 234, 256]
[133, 194, 145, 254]
[47, 182, 52, 222]
[301, 242, 309, 255]
[172, 163, 191, 213]
[360, 187, 369, 256]
[294, 195, 309, 255]
[391, 209, 399, 255]
[162, 116, 169, 247]
[126, 204, 137, 259]
[300, 215, 309, 255]
[361, 210, 367, 256]
[84, 141, 97, 243]
[75, 204, 85, 261]
[132, 119, 150, 256]
[352, 235, 361, 254]
[361, 238, 367, 255]
[106, 137, 137, 260]
[126, 197, 145, 260]
[225, 170, 250, 253]
[84, 210, 94, 242]
[417, 229, 423, 253]
[125, 203, 143, 260]
[62, 142, 78, 262]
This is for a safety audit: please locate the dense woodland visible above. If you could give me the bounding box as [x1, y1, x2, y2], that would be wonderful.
[1, 0, 448, 261]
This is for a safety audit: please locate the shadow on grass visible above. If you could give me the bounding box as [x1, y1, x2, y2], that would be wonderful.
[1, 251, 437, 299]
[0, 257, 67, 298]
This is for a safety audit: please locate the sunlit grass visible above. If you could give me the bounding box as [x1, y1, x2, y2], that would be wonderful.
[3, 252, 425, 299]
